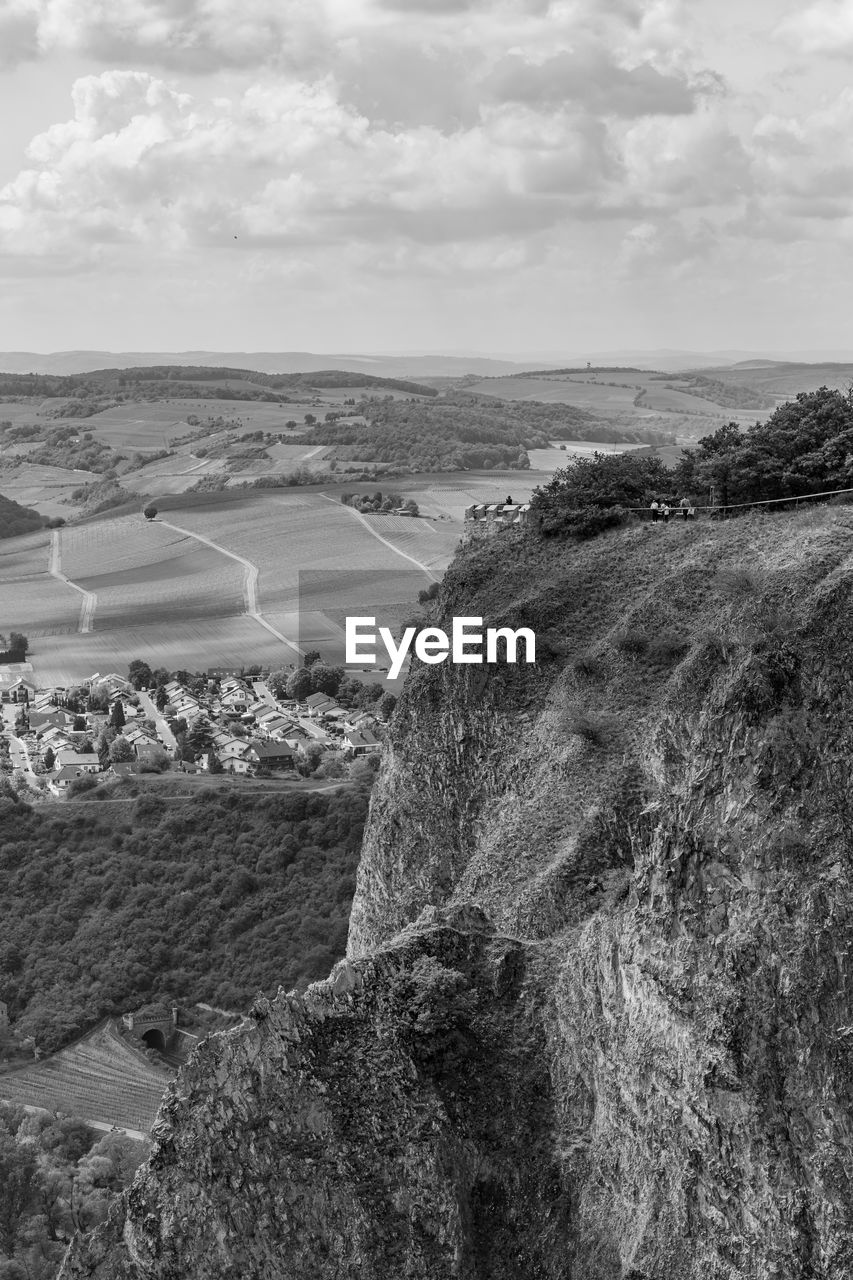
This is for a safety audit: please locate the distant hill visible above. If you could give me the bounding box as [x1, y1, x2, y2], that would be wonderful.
[0, 351, 560, 379]
[0, 491, 48, 539]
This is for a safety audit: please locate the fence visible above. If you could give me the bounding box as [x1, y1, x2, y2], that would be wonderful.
[631, 485, 853, 520]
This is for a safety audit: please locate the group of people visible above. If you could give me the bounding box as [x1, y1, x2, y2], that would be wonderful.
[649, 497, 696, 522]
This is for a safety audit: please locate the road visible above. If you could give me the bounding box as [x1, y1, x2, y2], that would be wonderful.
[48, 530, 96, 632]
[8, 735, 36, 778]
[157, 519, 304, 659]
[137, 690, 178, 751]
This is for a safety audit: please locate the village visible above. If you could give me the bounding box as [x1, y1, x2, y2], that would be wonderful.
[0, 661, 386, 796]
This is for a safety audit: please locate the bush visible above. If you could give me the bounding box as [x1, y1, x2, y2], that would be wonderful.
[573, 650, 604, 679]
[540, 504, 628, 540]
[562, 707, 620, 749]
[613, 627, 649, 658]
[716, 565, 766, 597]
[646, 631, 691, 665]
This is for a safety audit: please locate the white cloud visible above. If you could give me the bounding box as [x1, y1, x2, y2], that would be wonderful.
[776, 1, 853, 54]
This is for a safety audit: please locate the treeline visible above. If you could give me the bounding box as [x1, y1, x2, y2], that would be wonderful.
[651, 373, 775, 411]
[0, 493, 53, 540]
[674, 386, 853, 505]
[531, 385, 853, 537]
[0, 785, 369, 1054]
[310, 393, 672, 473]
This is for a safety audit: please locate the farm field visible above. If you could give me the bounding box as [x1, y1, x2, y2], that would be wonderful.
[0, 1019, 170, 1135]
[165, 492, 431, 603]
[87, 396, 338, 452]
[4, 468, 554, 681]
[463, 370, 766, 432]
[0, 529, 81, 634]
[59, 518, 247, 626]
[26, 616, 293, 686]
[0, 461, 98, 515]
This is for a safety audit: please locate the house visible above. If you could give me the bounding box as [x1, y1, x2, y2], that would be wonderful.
[108, 762, 137, 779]
[55, 750, 101, 773]
[221, 754, 252, 775]
[1, 675, 38, 703]
[89, 673, 132, 696]
[245, 741, 295, 770]
[221, 689, 249, 712]
[53, 765, 97, 790]
[305, 692, 334, 716]
[344, 729, 381, 756]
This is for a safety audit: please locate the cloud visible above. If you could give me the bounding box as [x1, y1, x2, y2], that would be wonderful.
[0, 1, 40, 67]
[16, 0, 330, 72]
[776, 1, 853, 54]
[484, 49, 699, 116]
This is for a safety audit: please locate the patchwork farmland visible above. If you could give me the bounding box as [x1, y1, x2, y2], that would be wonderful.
[1, 465, 550, 681]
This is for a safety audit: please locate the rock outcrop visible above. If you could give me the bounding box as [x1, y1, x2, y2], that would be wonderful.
[62, 510, 853, 1278]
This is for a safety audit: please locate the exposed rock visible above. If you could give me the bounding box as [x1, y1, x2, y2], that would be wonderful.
[62, 513, 853, 1278]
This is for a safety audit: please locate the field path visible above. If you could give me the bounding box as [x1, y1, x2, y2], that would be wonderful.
[49, 530, 96, 633]
[158, 519, 304, 658]
[319, 495, 440, 581]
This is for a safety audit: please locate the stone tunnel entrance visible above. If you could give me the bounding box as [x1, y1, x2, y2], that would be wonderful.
[141, 1028, 167, 1053]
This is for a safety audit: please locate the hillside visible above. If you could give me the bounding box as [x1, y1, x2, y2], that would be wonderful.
[0, 785, 368, 1054]
[61, 504, 853, 1278]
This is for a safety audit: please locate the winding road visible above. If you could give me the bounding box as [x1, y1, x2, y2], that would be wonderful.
[158, 519, 304, 659]
[49, 530, 96, 633]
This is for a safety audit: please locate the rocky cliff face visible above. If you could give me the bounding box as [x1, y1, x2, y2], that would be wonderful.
[62, 510, 853, 1279]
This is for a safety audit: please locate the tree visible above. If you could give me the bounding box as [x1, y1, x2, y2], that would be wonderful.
[285, 668, 314, 701]
[72, 715, 87, 732]
[0, 1126, 38, 1256]
[42, 747, 55, 772]
[109, 701, 125, 731]
[154, 686, 168, 712]
[127, 660, 152, 690]
[208, 753, 224, 774]
[402, 498, 419, 515]
[378, 693, 397, 721]
[267, 669, 291, 697]
[143, 505, 158, 521]
[108, 737, 134, 764]
[303, 651, 322, 668]
[304, 414, 316, 425]
[309, 663, 344, 697]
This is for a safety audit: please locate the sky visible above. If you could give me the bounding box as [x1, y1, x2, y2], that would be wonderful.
[0, 0, 851, 356]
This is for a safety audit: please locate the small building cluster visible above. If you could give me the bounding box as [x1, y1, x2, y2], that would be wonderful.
[0, 665, 385, 794]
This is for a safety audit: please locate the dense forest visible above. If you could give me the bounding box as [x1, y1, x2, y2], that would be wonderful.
[0, 1105, 146, 1280]
[0, 784, 368, 1055]
[0, 492, 50, 540]
[312, 392, 673, 472]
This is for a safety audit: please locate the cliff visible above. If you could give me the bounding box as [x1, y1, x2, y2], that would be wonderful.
[62, 508, 853, 1279]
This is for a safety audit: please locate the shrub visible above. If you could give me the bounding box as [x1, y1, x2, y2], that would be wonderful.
[573, 650, 604, 679]
[716, 565, 766, 597]
[563, 706, 620, 749]
[541, 504, 628, 540]
[613, 627, 648, 658]
[646, 630, 691, 665]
